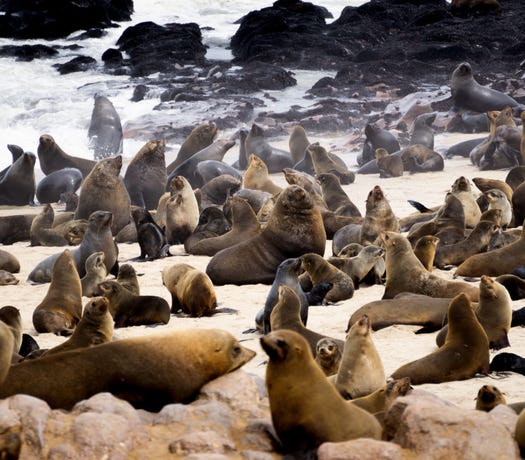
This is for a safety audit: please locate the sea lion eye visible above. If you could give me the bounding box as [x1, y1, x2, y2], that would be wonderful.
[232, 345, 241, 357]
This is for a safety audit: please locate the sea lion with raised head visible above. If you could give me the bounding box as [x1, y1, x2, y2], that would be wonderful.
[37, 134, 96, 177]
[359, 122, 400, 166]
[36, 167, 83, 204]
[0, 152, 36, 205]
[80, 251, 107, 297]
[484, 189, 512, 228]
[475, 384, 506, 412]
[410, 112, 436, 149]
[317, 172, 361, 217]
[413, 235, 439, 271]
[30, 204, 68, 246]
[361, 185, 399, 245]
[165, 175, 199, 245]
[375, 148, 404, 178]
[307, 143, 355, 184]
[261, 329, 382, 453]
[351, 377, 412, 414]
[289, 125, 310, 164]
[314, 338, 342, 377]
[131, 207, 170, 260]
[243, 154, 283, 194]
[244, 123, 293, 173]
[116, 263, 140, 295]
[87, 94, 123, 159]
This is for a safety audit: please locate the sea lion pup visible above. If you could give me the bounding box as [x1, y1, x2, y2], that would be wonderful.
[434, 220, 500, 268]
[289, 125, 310, 164]
[261, 329, 382, 453]
[124, 139, 167, 209]
[375, 147, 403, 178]
[165, 176, 199, 245]
[490, 352, 525, 375]
[0, 271, 18, 286]
[0, 328, 255, 411]
[361, 185, 399, 245]
[449, 175, 482, 228]
[270, 285, 344, 356]
[80, 251, 107, 297]
[28, 210, 118, 283]
[161, 263, 217, 317]
[189, 196, 261, 256]
[413, 235, 439, 271]
[351, 377, 412, 414]
[74, 155, 131, 235]
[183, 207, 231, 252]
[300, 253, 354, 303]
[29, 204, 68, 247]
[333, 315, 385, 399]
[391, 293, 490, 384]
[167, 122, 217, 173]
[450, 62, 518, 113]
[32, 249, 83, 336]
[283, 168, 323, 198]
[436, 275, 512, 350]
[473, 177, 513, 203]
[117, 263, 140, 295]
[131, 206, 170, 260]
[484, 189, 512, 228]
[399, 144, 444, 174]
[0, 321, 14, 384]
[0, 249, 20, 273]
[307, 143, 355, 184]
[316, 172, 361, 217]
[0, 306, 22, 355]
[242, 154, 283, 194]
[314, 338, 342, 377]
[98, 280, 170, 328]
[381, 231, 480, 302]
[61, 219, 88, 246]
[328, 245, 384, 288]
[456, 219, 525, 277]
[37, 134, 96, 177]
[475, 385, 506, 412]
[207, 185, 326, 286]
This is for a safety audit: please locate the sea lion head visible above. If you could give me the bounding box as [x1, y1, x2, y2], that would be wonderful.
[98, 280, 121, 297]
[451, 175, 470, 192]
[280, 185, 313, 211]
[338, 243, 364, 258]
[38, 134, 55, 150]
[306, 143, 327, 161]
[452, 62, 473, 80]
[261, 329, 311, 363]
[277, 258, 304, 277]
[347, 315, 371, 339]
[85, 296, 110, 316]
[249, 123, 264, 137]
[0, 270, 18, 286]
[366, 185, 385, 208]
[480, 275, 502, 300]
[22, 152, 36, 168]
[247, 154, 267, 172]
[192, 122, 217, 144]
[169, 175, 190, 194]
[484, 189, 507, 203]
[316, 338, 340, 361]
[385, 377, 412, 399]
[475, 384, 506, 411]
[375, 148, 389, 162]
[487, 110, 500, 123]
[364, 122, 379, 138]
[88, 210, 113, 230]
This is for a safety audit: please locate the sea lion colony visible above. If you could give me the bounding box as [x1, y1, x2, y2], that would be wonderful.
[2, 62, 525, 455]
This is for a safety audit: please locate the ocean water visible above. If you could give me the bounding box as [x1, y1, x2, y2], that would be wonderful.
[0, 1, 367, 171]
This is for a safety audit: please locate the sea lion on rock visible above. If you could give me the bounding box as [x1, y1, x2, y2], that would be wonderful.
[391, 293, 489, 384]
[32, 249, 83, 335]
[381, 231, 480, 301]
[314, 338, 342, 377]
[80, 251, 107, 297]
[243, 154, 282, 194]
[37, 134, 96, 177]
[261, 329, 382, 453]
[36, 167, 83, 204]
[161, 263, 217, 317]
[30, 204, 68, 246]
[0, 152, 36, 205]
[475, 384, 506, 412]
[131, 207, 170, 260]
[375, 148, 403, 178]
[307, 143, 354, 184]
[361, 185, 399, 245]
[87, 95, 123, 159]
[207, 185, 326, 285]
[0, 329, 255, 411]
[74, 155, 131, 235]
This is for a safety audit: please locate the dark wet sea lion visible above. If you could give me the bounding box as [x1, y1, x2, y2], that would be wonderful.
[410, 112, 435, 149]
[131, 207, 170, 260]
[359, 122, 400, 166]
[244, 123, 293, 173]
[88, 94, 123, 159]
[0, 152, 36, 205]
[195, 160, 242, 185]
[0, 214, 35, 244]
[37, 134, 96, 177]
[0, 249, 20, 273]
[36, 167, 83, 204]
[497, 274, 525, 301]
[199, 174, 241, 208]
[489, 352, 525, 375]
[445, 137, 485, 159]
[0, 143, 23, 181]
[183, 207, 231, 253]
[116, 263, 140, 295]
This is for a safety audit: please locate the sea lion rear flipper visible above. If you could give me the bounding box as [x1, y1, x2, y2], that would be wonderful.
[407, 200, 432, 213]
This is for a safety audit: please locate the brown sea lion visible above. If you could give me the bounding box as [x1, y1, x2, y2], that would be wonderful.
[391, 293, 489, 384]
[261, 329, 382, 453]
[206, 185, 326, 285]
[243, 154, 283, 194]
[473, 177, 513, 202]
[0, 249, 20, 273]
[361, 185, 399, 245]
[0, 306, 22, 354]
[410, 112, 435, 149]
[351, 377, 412, 414]
[244, 123, 293, 173]
[98, 280, 170, 328]
[0, 151, 35, 206]
[0, 329, 255, 411]
[32, 249, 83, 336]
[289, 125, 310, 164]
[400, 144, 444, 173]
[124, 140, 167, 209]
[80, 251, 107, 297]
[314, 338, 342, 377]
[450, 176, 482, 228]
[333, 315, 385, 399]
[74, 155, 131, 235]
[30, 204, 68, 246]
[413, 235, 439, 271]
[375, 147, 403, 178]
[475, 384, 506, 412]
[328, 245, 384, 287]
[165, 176, 199, 245]
[61, 219, 88, 246]
[116, 264, 140, 295]
[381, 231, 480, 301]
[470, 110, 502, 167]
[0, 270, 18, 286]
[0, 321, 14, 384]
[307, 143, 355, 184]
[316, 172, 361, 217]
[37, 134, 96, 177]
[161, 263, 217, 317]
[283, 167, 323, 197]
[485, 189, 512, 228]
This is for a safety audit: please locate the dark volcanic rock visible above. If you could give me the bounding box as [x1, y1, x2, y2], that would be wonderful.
[0, 44, 58, 61]
[54, 56, 97, 74]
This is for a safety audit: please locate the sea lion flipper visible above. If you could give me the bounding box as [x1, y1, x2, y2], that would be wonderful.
[407, 200, 432, 213]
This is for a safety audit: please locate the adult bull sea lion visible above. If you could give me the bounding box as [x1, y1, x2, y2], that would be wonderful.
[37, 134, 96, 177]
[0, 329, 256, 411]
[206, 185, 326, 285]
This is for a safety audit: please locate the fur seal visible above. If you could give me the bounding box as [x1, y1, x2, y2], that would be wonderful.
[375, 148, 403, 178]
[0, 143, 23, 181]
[124, 140, 167, 209]
[413, 235, 439, 271]
[314, 338, 342, 377]
[244, 123, 293, 173]
[410, 112, 435, 149]
[475, 384, 506, 412]
[328, 245, 384, 287]
[0, 306, 22, 355]
[235, 127, 249, 169]
[485, 189, 512, 228]
[198, 174, 241, 209]
[351, 377, 412, 415]
[0, 214, 35, 244]
[473, 177, 513, 202]
[30, 204, 68, 246]
[490, 352, 525, 375]
[36, 167, 83, 204]
[207, 185, 326, 285]
[161, 263, 217, 317]
[317, 172, 361, 217]
[116, 263, 140, 295]
[261, 329, 382, 453]
[283, 168, 322, 197]
[243, 154, 282, 194]
[0, 270, 18, 286]
[391, 293, 489, 384]
[131, 207, 170, 260]
[289, 125, 310, 164]
[450, 176, 482, 228]
[333, 315, 385, 399]
[195, 160, 242, 185]
[359, 122, 400, 166]
[0, 152, 36, 205]
[165, 176, 199, 245]
[37, 134, 96, 177]
[498, 274, 525, 301]
[451, 62, 519, 112]
[361, 185, 399, 245]
[32, 249, 83, 335]
[381, 231, 480, 301]
[87, 95, 123, 159]
[0, 329, 255, 411]
[0, 249, 20, 274]
[74, 155, 131, 235]
[183, 207, 231, 252]
[98, 280, 170, 327]
[307, 143, 355, 184]
[400, 144, 444, 173]
[80, 251, 107, 297]
[0, 321, 14, 384]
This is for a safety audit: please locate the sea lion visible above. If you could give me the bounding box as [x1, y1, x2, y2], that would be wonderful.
[475, 384, 506, 412]
[447, 138, 485, 159]
[375, 148, 403, 178]
[124, 140, 167, 209]
[0, 329, 255, 411]
[116, 263, 140, 295]
[36, 167, 83, 204]
[243, 154, 282, 194]
[236, 127, 249, 169]
[60, 191, 79, 212]
[473, 177, 513, 202]
[244, 123, 293, 173]
[307, 143, 355, 184]
[29, 204, 68, 246]
[195, 160, 242, 185]
[0, 152, 36, 205]
[75, 155, 131, 235]
[131, 207, 170, 260]
[87, 94, 123, 159]
[351, 377, 412, 415]
[451, 62, 519, 112]
[413, 235, 439, 271]
[515, 405, 525, 455]
[0, 306, 22, 355]
[198, 174, 241, 209]
[183, 207, 231, 252]
[359, 122, 400, 166]
[61, 219, 88, 246]
[328, 245, 384, 287]
[0, 321, 14, 384]
[450, 176, 482, 228]
[0, 214, 34, 244]
[37, 134, 96, 177]
[261, 329, 382, 453]
[165, 176, 199, 245]
[400, 144, 444, 173]
[300, 253, 354, 303]
[289, 125, 310, 164]
[0, 249, 20, 273]
[490, 352, 525, 375]
[161, 263, 217, 317]
[436, 275, 511, 350]
[484, 189, 512, 228]
[316, 172, 361, 217]
[269, 285, 344, 355]
[470, 110, 502, 167]
[0, 270, 18, 286]
[410, 112, 435, 149]
[283, 168, 322, 197]
[32, 249, 83, 336]
[80, 251, 107, 297]
[481, 124, 522, 171]
[207, 185, 326, 285]
[167, 122, 217, 173]
[98, 280, 170, 327]
[0, 143, 23, 181]
[391, 293, 489, 384]
[381, 231, 480, 301]
[498, 274, 525, 301]
[361, 185, 399, 245]
[314, 338, 342, 377]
